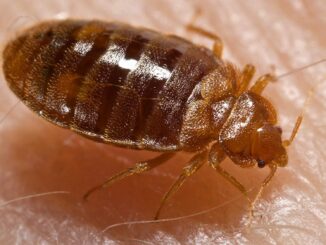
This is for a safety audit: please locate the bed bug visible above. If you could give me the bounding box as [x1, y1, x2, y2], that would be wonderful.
[2, 19, 304, 220]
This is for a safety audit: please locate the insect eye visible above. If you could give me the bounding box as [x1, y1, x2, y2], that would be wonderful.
[257, 159, 266, 168]
[276, 126, 282, 134]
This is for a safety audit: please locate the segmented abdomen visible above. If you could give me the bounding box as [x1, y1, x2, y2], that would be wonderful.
[3, 20, 218, 151]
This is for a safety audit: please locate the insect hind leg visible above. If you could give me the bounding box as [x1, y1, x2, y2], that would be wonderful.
[83, 152, 175, 201]
[186, 8, 223, 58]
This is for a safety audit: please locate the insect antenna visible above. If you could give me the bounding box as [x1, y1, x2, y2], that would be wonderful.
[248, 59, 325, 225]
[275, 58, 326, 80]
[248, 78, 323, 225]
[269, 58, 326, 147]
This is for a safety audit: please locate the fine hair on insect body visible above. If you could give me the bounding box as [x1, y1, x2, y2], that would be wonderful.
[2, 11, 324, 223]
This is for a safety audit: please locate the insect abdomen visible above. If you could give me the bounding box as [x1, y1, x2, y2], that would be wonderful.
[3, 20, 218, 151]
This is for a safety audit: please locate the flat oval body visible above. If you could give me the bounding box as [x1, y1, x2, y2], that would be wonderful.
[3, 20, 219, 151]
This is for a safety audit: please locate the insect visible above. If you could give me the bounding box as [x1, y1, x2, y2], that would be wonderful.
[2, 18, 304, 220]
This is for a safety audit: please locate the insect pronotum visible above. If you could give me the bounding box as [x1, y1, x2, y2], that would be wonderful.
[2, 17, 314, 220]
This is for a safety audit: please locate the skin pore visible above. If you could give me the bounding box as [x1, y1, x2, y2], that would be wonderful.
[0, 0, 325, 244]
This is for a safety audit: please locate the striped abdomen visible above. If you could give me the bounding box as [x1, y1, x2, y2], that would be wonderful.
[3, 20, 219, 151]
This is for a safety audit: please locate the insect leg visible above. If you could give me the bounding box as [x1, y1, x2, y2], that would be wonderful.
[186, 25, 223, 58]
[249, 163, 277, 224]
[250, 59, 325, 95]
[236, 64, 256, 96]
[186, 9, 223, 58]
[210, 143, 278, 223]
[250, 73, 276, 94]
[154, 150, 208, 220]
[83, 152, 176, 201]
[208, 143, 251, 205]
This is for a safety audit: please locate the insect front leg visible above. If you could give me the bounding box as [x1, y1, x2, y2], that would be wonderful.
[209, 143, 278, 224]
[250, 73, 276, 94]
[250, 164, 277, 218]
[208, 143, 251, 205]
[154, 150, 208, 220]
[83, 152, 175, 201]
[236, 64, 256, 96]
[186, 9, 223, 58]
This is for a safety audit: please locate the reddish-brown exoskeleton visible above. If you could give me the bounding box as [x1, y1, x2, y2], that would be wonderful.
[3, 18, 305, 220]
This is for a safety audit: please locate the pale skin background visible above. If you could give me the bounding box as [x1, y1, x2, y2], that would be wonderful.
[0, 0, 325, 244]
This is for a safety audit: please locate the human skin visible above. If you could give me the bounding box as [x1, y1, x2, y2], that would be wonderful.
[0, 0, 325, 244]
